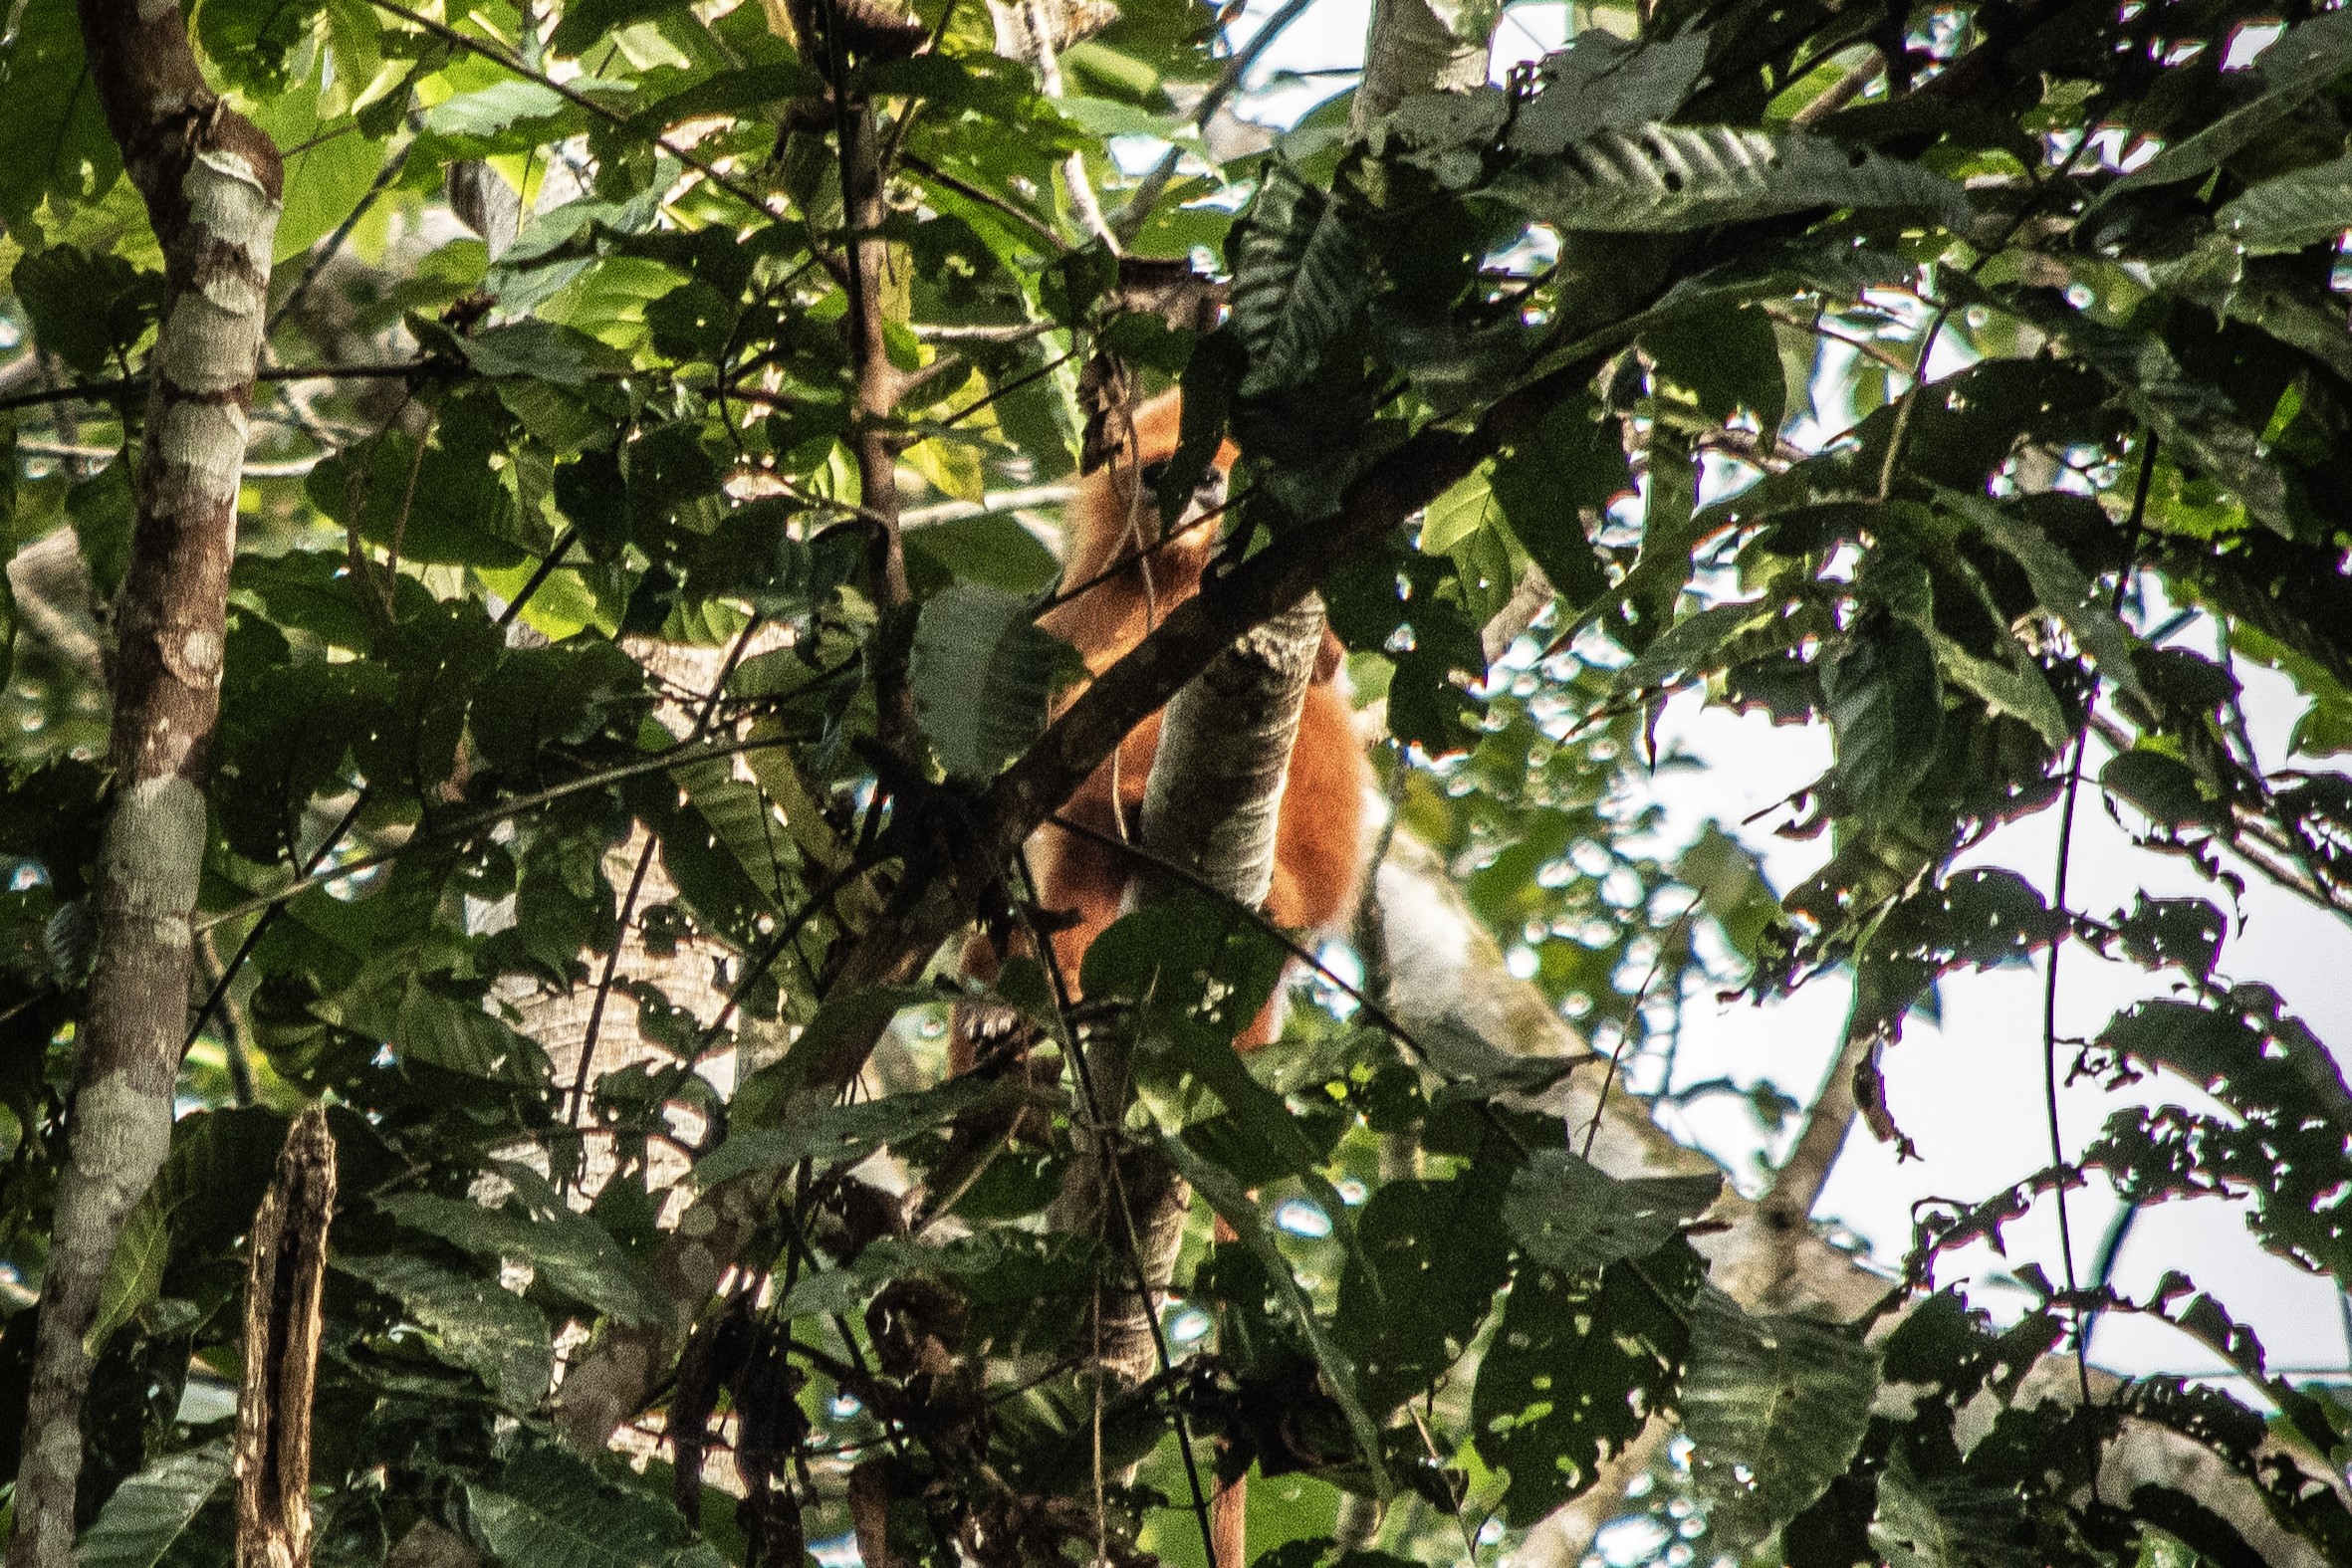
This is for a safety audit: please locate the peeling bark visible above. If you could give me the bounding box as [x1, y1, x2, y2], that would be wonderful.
[7, 9, 281, 1563]
[235, 1109, 337, 1568]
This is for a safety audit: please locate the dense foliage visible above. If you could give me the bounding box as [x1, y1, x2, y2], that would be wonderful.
[4, 0, 2352, 1560]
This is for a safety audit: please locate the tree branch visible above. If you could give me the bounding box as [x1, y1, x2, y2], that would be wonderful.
[552, 346, 1625, 1458]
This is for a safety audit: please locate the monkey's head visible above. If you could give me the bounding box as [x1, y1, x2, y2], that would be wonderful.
[1083, 389, 1241, 560]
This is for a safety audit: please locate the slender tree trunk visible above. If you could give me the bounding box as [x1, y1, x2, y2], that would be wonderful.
[7, 12, 281, 1563]
[1075, 594, 1331, 1568]
[1350, 0, 1493, 133]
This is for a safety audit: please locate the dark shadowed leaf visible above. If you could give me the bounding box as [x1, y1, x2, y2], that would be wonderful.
[1502, 1150, 1721, 1274]
[1682, 1287, 1880, 1552]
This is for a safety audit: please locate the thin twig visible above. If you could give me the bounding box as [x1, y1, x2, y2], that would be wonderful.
[363, 0, 782, 218]
[269, 139, 416, 333]
[1010, 844, 1224, 1568]
[0, 360, 427, 413]
[2040, 427, 2157, 1412]
[900, 152, 1067, 249]
[1580, 907, 1697, 1160]
[1109, 0, 1320, 242]
[196, 733, 803, 931]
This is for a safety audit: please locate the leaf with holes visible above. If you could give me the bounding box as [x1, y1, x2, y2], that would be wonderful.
[2099, 9, 2352, 200]
[1472, 1238, 1703, 1525]
[1682, 1286, 1881, 1553]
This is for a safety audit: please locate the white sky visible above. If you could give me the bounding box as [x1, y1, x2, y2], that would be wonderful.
[1216, 0, 2352, 1386]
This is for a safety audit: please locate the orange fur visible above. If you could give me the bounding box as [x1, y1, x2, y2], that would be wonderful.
[950, 392, 1373, 1067]
[1033, 391, 1369, 1048]
[952, 393, 1369, 1566]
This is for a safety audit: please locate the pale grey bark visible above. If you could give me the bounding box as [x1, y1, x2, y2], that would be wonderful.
[1140, 595, 1328, 909]
[1350, 0, 1496, 133]
[1051, 595, 1334, 1385]
[7, 8, 282, 1563]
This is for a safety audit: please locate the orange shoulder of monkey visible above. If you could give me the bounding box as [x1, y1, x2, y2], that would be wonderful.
[953, 388, 1373, 1069]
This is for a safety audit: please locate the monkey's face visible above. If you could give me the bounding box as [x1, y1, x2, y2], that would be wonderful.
[1128, 455, 1230, 548]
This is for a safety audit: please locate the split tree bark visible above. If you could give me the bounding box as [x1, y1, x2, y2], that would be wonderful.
[7, 11, 281, 1564]
[235, 1109, 338, 1568]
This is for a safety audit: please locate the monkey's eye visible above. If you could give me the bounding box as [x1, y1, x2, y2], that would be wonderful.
[1138, 459, 1171, 491]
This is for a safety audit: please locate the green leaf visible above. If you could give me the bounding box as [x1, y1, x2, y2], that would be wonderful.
[425, 81, 574, 139]
[86, 1190, 168, 1357]
[1947, 494, 2146, 704]
[0, 0, 123, 232]
[1471, 1240, 1701, 1525]
[2105, 894, 2226, 980]
[11, 246, 159, 377]
[1486, 394, 1625, 608]
[396, 979, 555, 1087]
[1421, 463, 1498, 556]
[1508, 31, 1712, 154]
[1161, 1132, 1391, 1494]
[336, 1249, 555, 1411]
[691, 1075, 1003, 1188]
[1682, 1286, 1880, 1553]
[468, 1445, 710, 1568]
[2218, 152, 2352, 256]
[1231, 163, 1371, 397]
[1643, 301, 1786, 436]
[2100, 750, 2222, 829]
[471, 639, 646, 773]
[192, 0, 308, 91]
[1822, 616, 1941, 815]
[1917, 623, 2070, 751]
[1613, 597, 1790, 694]
[910, 582, 1084, 780]
[1869, 1452, 2039, 1568]
[1501, 1151, 1721, 1274]
[1489, 124, 1968, 234]
[380, 1176, 665, 1326]
[630, 757, 792, 946]
[87, 1106, 288, 1355]
[76, 1442, 232, 1568]
[460, 321, 635, 385]
[1333, 1162, 1515, 1415]
[2098, 9, 2352, 200]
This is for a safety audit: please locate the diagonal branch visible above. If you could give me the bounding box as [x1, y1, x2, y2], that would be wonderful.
[553, 342, 1633, 1458]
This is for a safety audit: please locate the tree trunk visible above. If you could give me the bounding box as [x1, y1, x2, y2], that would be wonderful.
[1056, 592, 1332, 1380]
[1350, 0, 1493, 133]
[7, 11, 281, 1563]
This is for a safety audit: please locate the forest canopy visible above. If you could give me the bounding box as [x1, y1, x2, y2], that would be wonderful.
[3, 0, 2352, 1562]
